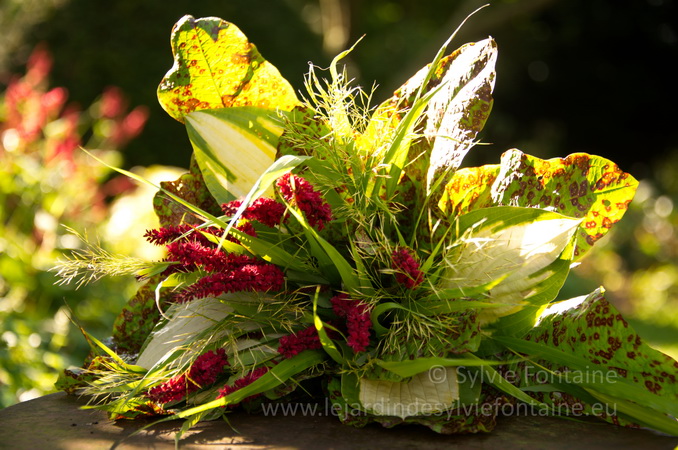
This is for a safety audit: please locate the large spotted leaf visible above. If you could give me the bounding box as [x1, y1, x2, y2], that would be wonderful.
[424, 38, 496, 192]
[111, 274, 167, 355]
[497, 288, 678, 435]
[158, 15, 299, 122]
[440, 150, 638, 259]
[358, 38, 496, 165]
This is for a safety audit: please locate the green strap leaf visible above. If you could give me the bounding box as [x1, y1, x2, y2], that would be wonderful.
[185, 107, 288, 203]
[313, 287, 345, 365]
[158, 15, 299, 122]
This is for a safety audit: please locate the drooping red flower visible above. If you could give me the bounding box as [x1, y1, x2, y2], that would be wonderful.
[391, 247, 424, 289]
[188, 348, 230, 387]
[176, 262, 285, 303]
[164, 241, 231, 272]
[330, 294, 371, 352]
[144, 224, 223, 246]
[276, 173, 332, 230]
[277, 325, 322, 359]
[148, 348, 229, 405]
[146, 372, 187, 405]
[222, 197, 286, 228]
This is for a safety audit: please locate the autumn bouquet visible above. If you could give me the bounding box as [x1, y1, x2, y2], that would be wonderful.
[56, 14, 678, 438]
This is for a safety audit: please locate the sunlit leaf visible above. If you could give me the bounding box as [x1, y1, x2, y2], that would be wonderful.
[152, 156, 221, 228]
[425, 38, 497, 192]
[440, 150, 638, 259]
[158, 15, 299, 122]
[441, 207, 580, 322]
[135, 296, 234, 369]
[185, 107, 286, 203]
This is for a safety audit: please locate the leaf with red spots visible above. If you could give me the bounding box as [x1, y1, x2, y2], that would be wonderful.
[358, 39, 496, 173]
[440, 149, 638, 260]
[496, 288, 678, 435]
[423, 38, 496, 192]
[158, 15, 299, 123]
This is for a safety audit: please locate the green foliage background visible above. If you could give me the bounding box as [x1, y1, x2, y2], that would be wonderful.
[1, 0, 676, 407]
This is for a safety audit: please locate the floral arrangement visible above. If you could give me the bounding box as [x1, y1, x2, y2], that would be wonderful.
[56, 14, 678, 438]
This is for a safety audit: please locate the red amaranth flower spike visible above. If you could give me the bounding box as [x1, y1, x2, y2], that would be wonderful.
[391, 247, 424, 289]
[330, 294, 371, 352]
[165, 242, 264, 274]
[188, 348, 230, 386]
[276, 173, 332, 230]
[148, 349, 228, 405]
[222, 197, 286, 228]
[144, 224, 223, 246]
[177, 263, 285, 303]
[278, 325, 322, 359]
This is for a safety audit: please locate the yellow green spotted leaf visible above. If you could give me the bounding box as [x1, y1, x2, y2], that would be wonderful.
[440, 149, 638, 259]
[158, 15, 299, 122]
[498, 288, 678, 434]
[356, 39, 496, 189]
[438, 163, 499, 216]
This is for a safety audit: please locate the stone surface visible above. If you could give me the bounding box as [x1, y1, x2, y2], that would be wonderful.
[0, 392, 677, 449]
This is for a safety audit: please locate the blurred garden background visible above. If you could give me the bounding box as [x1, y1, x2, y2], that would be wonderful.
[1, 0, 676, 408]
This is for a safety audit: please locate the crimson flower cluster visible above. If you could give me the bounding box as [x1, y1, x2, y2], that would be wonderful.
[391, 247, 424, 289]
[277, 325, 322, 359]
[175, 254, 285, 303]
[276, 173, 332, 230]
[331, 294, 372, 352]
[148, 349, 228, 404]
[221, 197, 286, 228]
[145, 230, 284, 303]
[144, 224, 223, 247]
